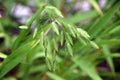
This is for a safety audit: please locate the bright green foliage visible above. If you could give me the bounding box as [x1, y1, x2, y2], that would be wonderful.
[73, 57, 102, 80]
[88, 1, 120, 38]
[0, 1, 120, 80]
[0, 40, 40, 78]
[0, 4, 93, 78]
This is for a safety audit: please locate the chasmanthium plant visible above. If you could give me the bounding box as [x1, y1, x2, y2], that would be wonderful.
[0, 4, 98, 78]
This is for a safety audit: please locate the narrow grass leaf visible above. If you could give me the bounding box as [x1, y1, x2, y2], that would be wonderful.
[88, 2, 120, 38]
[98, 53, 120, 59]
[69, 10, 97, 23]
[89, 0, 103, 16]
[47, 72, 65, 80]
[99, 21, 120, 37]
[0, 40, 39, 78]
[102, 45, 115, 74]
[73, 58, 102, 80]
[98, 39, 120, 45]
[108, 25, 120, 34]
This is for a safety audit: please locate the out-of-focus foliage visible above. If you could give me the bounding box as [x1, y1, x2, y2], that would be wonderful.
[0, 0, 120, 80]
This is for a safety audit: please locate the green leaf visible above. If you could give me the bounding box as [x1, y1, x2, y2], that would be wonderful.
[73, 57, 102, 80]
[99, 21, 120, 37]
[69, 10, 97, 23]
[0, 40, 39, 78]
[89, 0, 103, 16]
[88, 2, 120, 38]
[98, 53, 120, 59]
[47, 72, 65, 80]
[97, 39, 120, 45]
[102, 45, 115, 74]
[108, 25, 120, 34]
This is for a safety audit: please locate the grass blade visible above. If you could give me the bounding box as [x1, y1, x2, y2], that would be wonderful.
[73, 57, 102, 80]
[102, 45, 115, 74]
[88, 2, 120, 38]
[89, 0, 103, 16]
[69, 10, 97, 23]
[47, 72, 65, 80]
[0, 40, 39, 78]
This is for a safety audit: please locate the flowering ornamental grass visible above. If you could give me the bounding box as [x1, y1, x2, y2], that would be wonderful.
[0, 0, 120, 80]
